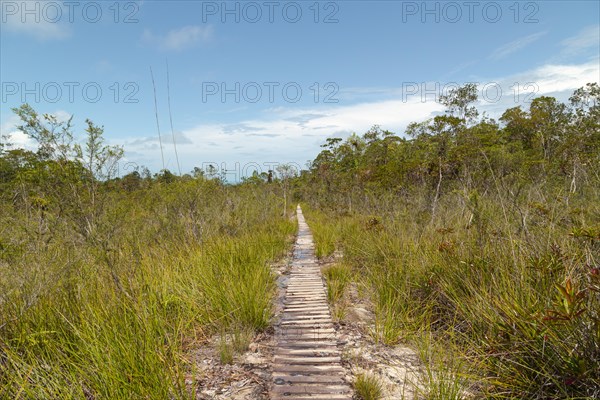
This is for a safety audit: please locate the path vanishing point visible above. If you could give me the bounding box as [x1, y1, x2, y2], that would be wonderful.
[270, 205, 352, 399]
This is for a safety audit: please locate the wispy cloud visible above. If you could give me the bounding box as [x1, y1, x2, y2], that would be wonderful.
[127, 131, 193, 147]
[285, 113, 328, 128]
[489, 31, 547, 60]
[142, 25, 213, 51]
[443, 60, 479, 79]
[248, 133, 281, 138]
[560, 25, 600, 56]
[222, 123, 266, 134]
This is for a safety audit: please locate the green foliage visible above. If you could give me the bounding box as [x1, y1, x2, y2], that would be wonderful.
[324, 264, 352, 304]
[415, 333, 466, 400]
[354, 372, 384, 400]
[0, 105, 296, 398]
[300, 84, 600, 398]
[323, 263, 352, 320]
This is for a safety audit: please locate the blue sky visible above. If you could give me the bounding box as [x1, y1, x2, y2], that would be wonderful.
[1, 0, 599, 178]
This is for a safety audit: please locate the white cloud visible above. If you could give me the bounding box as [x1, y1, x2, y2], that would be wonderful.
[523, 62, 599, 94]
[1, 114, 35, 150]
[1, 1, 70, 40]
[52, 110, 73, 124]
[489, 31, 547, 60]
[142, 25, 213, 51]
[479, 59, 600, 115]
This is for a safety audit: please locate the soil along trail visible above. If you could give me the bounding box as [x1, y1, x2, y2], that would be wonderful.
[270, 206, 352, 399]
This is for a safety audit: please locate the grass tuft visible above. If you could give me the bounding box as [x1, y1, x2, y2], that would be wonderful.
[354, 372, 385, 400]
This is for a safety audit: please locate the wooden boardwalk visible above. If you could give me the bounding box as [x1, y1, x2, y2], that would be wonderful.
[270, 206, 352, 400]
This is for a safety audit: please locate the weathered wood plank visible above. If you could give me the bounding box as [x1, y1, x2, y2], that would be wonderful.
[272, 384, 351, 394]
[272, 375, 345, 384]
[272, 364, 345, 373]
[275, 348, 339, 356]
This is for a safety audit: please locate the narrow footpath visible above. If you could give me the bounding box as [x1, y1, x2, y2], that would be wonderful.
[270, 206, 352, 399]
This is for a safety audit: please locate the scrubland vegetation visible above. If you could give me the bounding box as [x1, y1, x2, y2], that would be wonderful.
[297, 83, 600, 398]
[0, 105, 295, 398]
[1, 82, 598, 399]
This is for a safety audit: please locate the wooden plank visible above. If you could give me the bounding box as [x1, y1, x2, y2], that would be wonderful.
[280, 319, 333, 325]
[275, 348, 339, 356]
[274, 355, 341, 363]
[272, 384, 351, 394]
[272, 364, 345, 373]
[272, 375, 345, 384]
[281, 311, 331, 317]
[283, 303, 330, 308]
[272, 395, 352, 400]
[277, 341, 339, 348]
[279, 327, 335, 333]
[280, 318, 332, 323]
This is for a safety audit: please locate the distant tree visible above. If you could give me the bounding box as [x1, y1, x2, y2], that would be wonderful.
[121, 171, 142, 192]
[74, 120, 123, 181]
[205, 164, 219, 180]
[241, 170, 267, 185]
[156, 169, 176, 184]
[439, 83, 479, 124]
[192, 166, 205, 179]
[0, 128, 11, 154]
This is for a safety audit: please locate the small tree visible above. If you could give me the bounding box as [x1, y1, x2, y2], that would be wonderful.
[13, 103, 75, 161]
[276, 163, 297, 217]
[12, 104, 123, 238]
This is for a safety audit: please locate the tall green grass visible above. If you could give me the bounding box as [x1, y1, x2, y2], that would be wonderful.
[0, 182, 295, 398]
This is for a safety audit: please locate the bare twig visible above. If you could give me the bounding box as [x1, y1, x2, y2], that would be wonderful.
[150, 66, 166, 172]
[166, 59, 182, 175]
